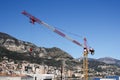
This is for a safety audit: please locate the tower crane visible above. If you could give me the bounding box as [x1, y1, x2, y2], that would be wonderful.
[22, 10, 95, 80]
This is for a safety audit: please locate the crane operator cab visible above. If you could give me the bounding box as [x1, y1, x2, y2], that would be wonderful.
[89, 48, 95, 55]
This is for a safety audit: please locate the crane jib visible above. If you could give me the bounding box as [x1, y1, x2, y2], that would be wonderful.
[73, 40, 82, 46]
[22, 11, 84, 48]
[54, 29, 82, 47]
[54, 29, 66, 37]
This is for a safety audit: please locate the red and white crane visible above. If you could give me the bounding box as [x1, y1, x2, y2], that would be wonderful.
[22, 10, 94, 80]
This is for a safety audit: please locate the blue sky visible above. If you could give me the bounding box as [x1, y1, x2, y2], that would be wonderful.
[0, 0, 120, 59]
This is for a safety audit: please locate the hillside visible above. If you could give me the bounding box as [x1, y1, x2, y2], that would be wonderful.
[0, 32, 120, 77]
[0, 32, 80, 68]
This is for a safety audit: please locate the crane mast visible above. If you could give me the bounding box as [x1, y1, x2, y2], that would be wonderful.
[22, 10, 94, 80]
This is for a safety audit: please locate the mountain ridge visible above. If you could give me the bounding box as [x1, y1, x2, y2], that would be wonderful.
[0, 32, 120, 76]
[0, 32, 78, 67]
[1, 32, 120, 64]
[97, 57, 120, 67]
[1, 32, 120, 62]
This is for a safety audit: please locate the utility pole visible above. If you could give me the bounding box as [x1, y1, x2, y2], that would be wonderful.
[61, 60, 65, 80]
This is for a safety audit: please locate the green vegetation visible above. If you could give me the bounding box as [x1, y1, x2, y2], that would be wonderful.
[0, 46, 62, 67]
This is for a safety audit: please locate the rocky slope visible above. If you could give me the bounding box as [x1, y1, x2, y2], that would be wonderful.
[0, 32, 120, 76]
[0, 32, 46, 57]
[0, 32, 80, 67]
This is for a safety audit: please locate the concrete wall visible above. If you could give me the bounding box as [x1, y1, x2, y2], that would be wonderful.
[0, 76, 21, 80]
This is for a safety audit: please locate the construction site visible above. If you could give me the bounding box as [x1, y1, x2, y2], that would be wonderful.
[0, 9, 120, 80]
[0, 7, 120, 79]
[22, 10, 95, 80]
[0, 0, 120, 80]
